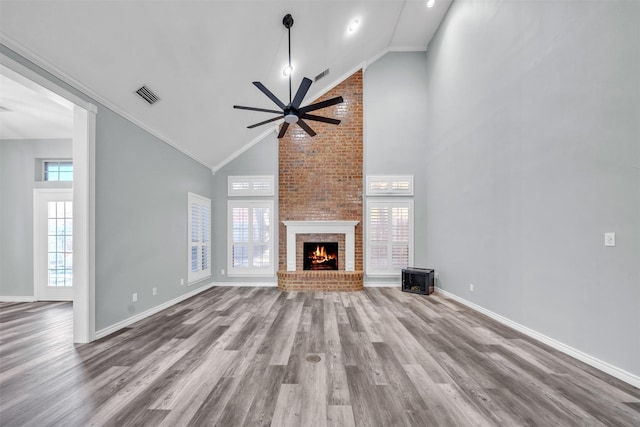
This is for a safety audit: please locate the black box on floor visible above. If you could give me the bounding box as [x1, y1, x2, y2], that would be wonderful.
[401, 268, 435, 295]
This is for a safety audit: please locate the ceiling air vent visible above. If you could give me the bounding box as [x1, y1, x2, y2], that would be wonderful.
[314, 68, 330, 82]
[135, 85, 160, 105]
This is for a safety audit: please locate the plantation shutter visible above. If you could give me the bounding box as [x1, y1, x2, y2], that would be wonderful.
[366, 200, 413, 275]
[188, 193, 211, 283]
[228, 201, 274, 276]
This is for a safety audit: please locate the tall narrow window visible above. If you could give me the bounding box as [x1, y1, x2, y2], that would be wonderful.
[44, 160, 73, 182]
[228, 200, 274, 276]
[48, 200, 73, 287]
[366, 199, 414, 276]
[188, 192, 211, 283]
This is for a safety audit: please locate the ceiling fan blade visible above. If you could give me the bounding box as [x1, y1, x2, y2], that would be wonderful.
[299, 96, 344, 114]
[297, 119, 317, 137]
[253, 82, 286, 110]
[247, 116, 282, 129]
[277, 122, 290, 138]
[234, 105, 283, 114]
[291, 77, 313, 109]
[300, 113, 341, 125]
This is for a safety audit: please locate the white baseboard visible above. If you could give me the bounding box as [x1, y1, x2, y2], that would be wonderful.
[436, 287, 640, 389]
[95, 282, 216, 340]
[213, 281, 277, 287]
[216, 281, 399, 288]
[0, 295, 37, 302]
[364, 282, 398, 287]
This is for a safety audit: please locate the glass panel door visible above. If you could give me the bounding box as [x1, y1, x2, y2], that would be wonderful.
[35, 189, 73, 301]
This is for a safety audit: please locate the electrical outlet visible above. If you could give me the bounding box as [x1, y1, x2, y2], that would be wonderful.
[604, 232, 615, 247]
[469, 283, 474, 292]
[132, 292, 138, 302]
[152, 287, 157, 296]
[221, 269, 225, 275]
[180, 278, 185, 285]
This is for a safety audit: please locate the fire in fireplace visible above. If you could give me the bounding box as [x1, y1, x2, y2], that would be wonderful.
[303, 242, 339, 270]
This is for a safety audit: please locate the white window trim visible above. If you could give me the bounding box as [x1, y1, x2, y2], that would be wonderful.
[366, 175, 414, 196]
[365, 198, 414, 276]
[227, 200, 275, 277]
[228, 175, 275, 197]
[188, 192, 212, 284]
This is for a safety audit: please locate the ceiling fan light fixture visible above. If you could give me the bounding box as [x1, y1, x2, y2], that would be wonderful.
[283, 65, 293, 77]
[284, 113, 299, 124]
[348, 19, 360, 33]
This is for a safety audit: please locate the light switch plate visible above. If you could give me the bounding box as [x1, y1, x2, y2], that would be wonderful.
[604, 232, 615, 247]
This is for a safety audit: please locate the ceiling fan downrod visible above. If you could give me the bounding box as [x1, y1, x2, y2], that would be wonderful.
[232, 13, 345, 138]
[283, 13, 294, 105]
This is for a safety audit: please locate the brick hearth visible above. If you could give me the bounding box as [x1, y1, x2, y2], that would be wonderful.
[278, 71, 363, 291]
[277, 271, 364, 292]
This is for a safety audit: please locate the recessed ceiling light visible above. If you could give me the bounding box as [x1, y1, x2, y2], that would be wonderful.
[283, 65, 293, 77]
[426, 0, 435, 8]
[348, 19, 360, 33]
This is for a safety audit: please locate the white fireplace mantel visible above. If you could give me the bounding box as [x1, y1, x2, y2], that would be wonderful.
[282, 220, 359, 272]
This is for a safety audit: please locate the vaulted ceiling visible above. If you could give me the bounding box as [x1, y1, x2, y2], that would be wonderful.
[0, 0, 451, 171]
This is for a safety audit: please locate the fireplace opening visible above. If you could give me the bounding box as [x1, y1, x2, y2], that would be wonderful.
[304, 242, 339, 270]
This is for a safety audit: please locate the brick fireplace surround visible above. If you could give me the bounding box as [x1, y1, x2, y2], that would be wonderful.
[278, 71, 364, 291]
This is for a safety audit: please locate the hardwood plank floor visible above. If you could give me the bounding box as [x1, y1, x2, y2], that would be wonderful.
[1, 287, 639, 426]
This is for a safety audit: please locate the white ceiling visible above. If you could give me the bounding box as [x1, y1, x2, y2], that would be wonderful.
[0, 73, 73, 140]
[0, 0, 451, 170]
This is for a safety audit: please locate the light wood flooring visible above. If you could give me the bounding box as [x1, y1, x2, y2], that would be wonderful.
[1, 287, 639, 426]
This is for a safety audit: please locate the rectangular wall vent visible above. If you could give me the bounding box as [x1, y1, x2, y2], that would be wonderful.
[135, 86, 160, 105]
[314, 68, 330, 82]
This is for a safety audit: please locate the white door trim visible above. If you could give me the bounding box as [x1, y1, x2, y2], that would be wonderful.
[1, 51, 97, 343]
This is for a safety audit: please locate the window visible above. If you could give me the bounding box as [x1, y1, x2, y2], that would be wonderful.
[366, 175, 414, 196]
[188, 192, 211, 283]
[47, 200, 73, 287]
[228, 200, 274, 276]
[366, 199, 414, 276]
[228, 176, 275, 197]
[44, 160, 73, 182]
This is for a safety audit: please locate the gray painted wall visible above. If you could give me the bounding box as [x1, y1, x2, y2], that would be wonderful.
[211, 134, 279, 283]
[0, 139, 72, 296]
[1, 44, 214, 331]
[95, 107, 213, 330]
[424, 1, 639, 376]
[364, 52, 429, 282]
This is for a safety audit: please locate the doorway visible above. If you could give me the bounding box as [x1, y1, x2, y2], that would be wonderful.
[1, 51, 97, 343]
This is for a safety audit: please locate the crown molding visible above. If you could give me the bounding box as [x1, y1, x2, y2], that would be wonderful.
[0, 34, 212, 170]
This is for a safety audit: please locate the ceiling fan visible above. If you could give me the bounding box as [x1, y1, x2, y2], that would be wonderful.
[233, 14, 344, 138]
